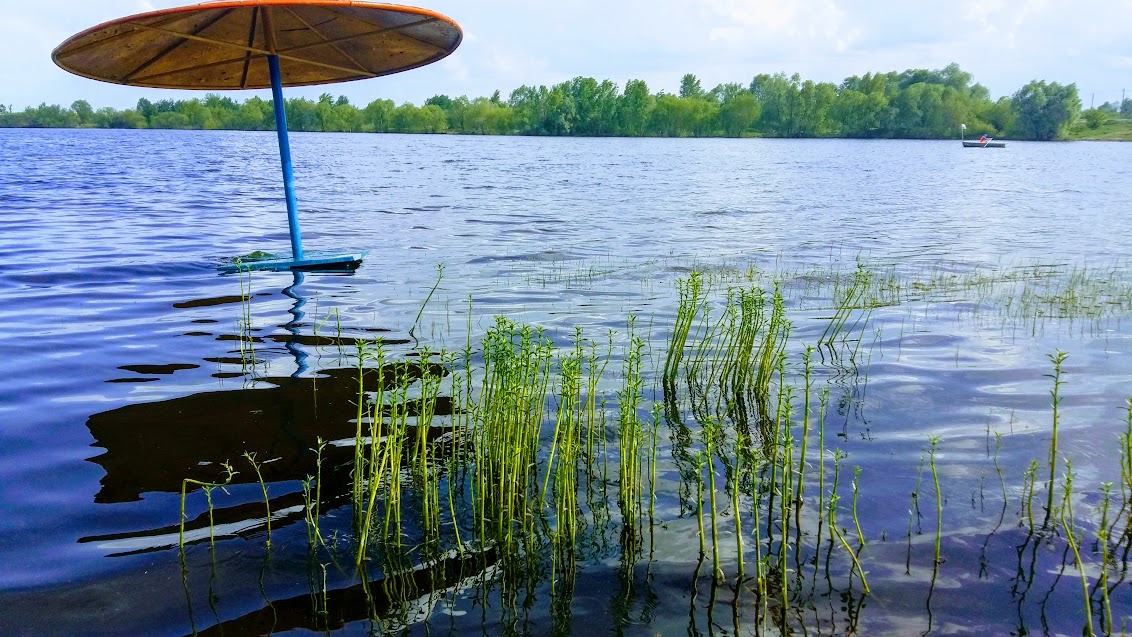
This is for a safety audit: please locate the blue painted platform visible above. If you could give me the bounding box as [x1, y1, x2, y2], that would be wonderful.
[218, 250, 368, 273]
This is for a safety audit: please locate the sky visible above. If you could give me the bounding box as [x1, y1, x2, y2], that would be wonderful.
[3, 0, 1130, 111]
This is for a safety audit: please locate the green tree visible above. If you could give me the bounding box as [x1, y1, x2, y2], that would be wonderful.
[792, 80, 837, 136]
[93, 107, 146, 128]
[425, 94, 453, 110]
[234, 97, 272, 130]
[507, 85, 543, 134]
[566, 77, 619, 136]
[750, 72, 799, 135]
[284, 98, 319, 131]
[890, 82, 946, 138]
[175, 98, 217, 129]
[363, 98, 395, 132]
[830, 89, 891, 137]
[391, 103, 448, 133]
[1009, 80, 1081, 140]
[419, 104, 449, 133]
[21, 103, 80, 127]
[71, 100, 94, 127]
[648, 94, 700, 136]
[618, 79, 653, 136]
[136, 97, 156, 124]
[708, 82, 747, 103]
[151, 111, 192, 129]
[464, 97, 512, 134]
[983, 96, 1015, 137]
[541, 84, 575, 135]
[718, 93, 759, 137]
[679, 73, 704, 100]
[1081, 108, 1108, 129]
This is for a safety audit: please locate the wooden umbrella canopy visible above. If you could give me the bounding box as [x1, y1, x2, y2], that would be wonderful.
[53, 1, 462, 271]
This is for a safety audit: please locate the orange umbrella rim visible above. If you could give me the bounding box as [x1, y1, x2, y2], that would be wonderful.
[52, 0, 462, 90]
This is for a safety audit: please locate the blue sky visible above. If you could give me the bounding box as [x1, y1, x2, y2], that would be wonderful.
[3, 0, 1130, 111]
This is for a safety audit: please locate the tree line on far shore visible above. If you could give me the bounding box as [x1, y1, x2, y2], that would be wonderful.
[3, 64, 1127, 141]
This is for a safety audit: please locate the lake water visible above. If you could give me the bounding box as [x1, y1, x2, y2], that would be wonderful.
[1, 129, 1131, 636]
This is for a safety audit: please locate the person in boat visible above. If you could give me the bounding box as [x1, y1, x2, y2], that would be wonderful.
[979, 134, 988, 143]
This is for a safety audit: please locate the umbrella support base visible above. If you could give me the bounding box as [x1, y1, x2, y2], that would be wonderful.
[219, 250, 367, 273]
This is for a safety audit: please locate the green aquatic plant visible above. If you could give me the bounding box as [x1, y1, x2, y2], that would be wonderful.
[664, 270, 704, 385]
[235, 261, 258, 374]
[818, 261, 873, 353]
[618, 318, 646, 530]
[170, 261, 1132, 635]
[1098, 482, 1115, 635]
[301, 437, 328, 549]
[472, 317, 552, 548]
[544, 330, 584, 551]
[243, 452, 272, 550]
[178, 462, 236, 549]
[928, 436, 942, 567]
[1045, 350, 1068, 527]
[410, 263, 444, 340]
[702, 421, 723, 582]
[1060, 460, 1095, 637]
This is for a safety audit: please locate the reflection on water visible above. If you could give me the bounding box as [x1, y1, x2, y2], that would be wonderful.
[86, 367, 361, 504]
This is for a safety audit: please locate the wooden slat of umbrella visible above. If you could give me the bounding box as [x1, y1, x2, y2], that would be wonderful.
[52, 1, 461, 90]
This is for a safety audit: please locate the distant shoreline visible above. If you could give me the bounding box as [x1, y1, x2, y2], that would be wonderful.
[2, 126, 1127, 142]
[3, 64, 1126, 142]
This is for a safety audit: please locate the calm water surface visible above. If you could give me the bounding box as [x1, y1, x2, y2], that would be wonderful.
[1, 129, 1130, 635]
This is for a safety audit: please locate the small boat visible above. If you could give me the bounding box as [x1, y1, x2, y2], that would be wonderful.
[963, 139, 1006, 148]
[960, 124, 1005, 148]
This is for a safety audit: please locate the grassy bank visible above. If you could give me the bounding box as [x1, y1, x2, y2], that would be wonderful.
[1067, 117, 1132, 141]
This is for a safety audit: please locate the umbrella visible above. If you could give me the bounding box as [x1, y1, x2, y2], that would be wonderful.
[53, 0, 462, 271]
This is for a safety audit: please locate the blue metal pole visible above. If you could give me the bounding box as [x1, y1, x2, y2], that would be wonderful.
[268, 54, 304, 261]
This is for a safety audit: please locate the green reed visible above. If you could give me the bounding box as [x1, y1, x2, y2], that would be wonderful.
[618, 319, 646, 530]
[1046, 351, 1068, 526]
[702, 422, 723, 582]
[301, 437, 327, 549]
[731, 452, 744, 581]
[178, 462, 235, 549]
[240, 452, 272, 550]
[234, 261, 258, 373]
[1022, 459, 1039, 533]
[826, 450, 870, 595]
[472, 317, 552, 548]
[1060, 460, 1095, 637]
[544, 330, 584, 551]
[664, 271, 704, 385]
[1098, 482, 1114, 635]
[667, 272, 788, 433]
[906, 453, 925, 574]
[851, 466, 865, 549]
[1122, 399, 1132, 505]
[695, 453, 706, 559]
[649, 405, 660, 527]
[410, 264, 444, 340]
[352, 340, 385, 527]
[927, 437, 942, 567]
[410, 351, 444, 548]
[795, 347, 814, 503]
[818, 261, 872, 350]
[179, 263, 1132, 634]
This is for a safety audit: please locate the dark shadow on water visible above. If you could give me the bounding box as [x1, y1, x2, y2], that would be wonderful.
[80, 271, 448, 553]
[84, 364, 448, 505]
[186, 546, 500, 637]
